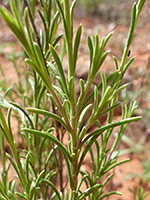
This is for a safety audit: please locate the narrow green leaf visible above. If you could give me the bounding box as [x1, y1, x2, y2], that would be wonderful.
[56, 76, 66, 94]
[37, 9, 47, 35]
[33, 42, 46, 73]
[73, 24, 82, 73]
[25, 152, 30, 187]
[48, 62, 59, 76]
[55, 0, 68, 39]
[44, 147, 57, 175]
[0, 107, 13, 144]
[121, 57, 135, 79]
[80, 116, 141, 148]
[120, 3, 136, 71]
[52, 34, 63, 47]
[49, 11, 60, 43]
[104, 159, 130, 173]
[94, 86, 112, 120]
[47, 0, 52, 27]
[78, 184, 103, 200]
[128, 100, 137, 117]
[89, 143, 96, 171]
[49, 45, 69, 96]
[87, 36, 93, 66]
[53, 85, 65, 100]
[76, 175, 88, 194]
[25, 58, 52, 92]
[43, 179, 61, 200]
[77, 79, 85, 107]
[6, 153, 24, 188]
[99, 191, 122, 199]
[45, 171, 56, 182]
[10, 102, 34, 129]
[29, 181, 36, 199]
[77, 104, 92, 136]
[47, 93, 62, 114]
[24, 8, 35, 56]
[79, 126, 87, 141]
[104, 31, 114, 46]
[35, 170, 45, 186]
[62, 100, 70, 121]
[8, 179, 16, 193]
[8, 190, 17, 200]
[136, 0, 146, 18]
[0, 197, 8, 200]
[102, 174, 113, 186]
[113, 56, 118, 70]
[27, 107, 71, 132]
[90, 35, 101, 76]
[16, 192, 28, 200]
[65, 190, 69, 200]
[70, 0, 78, 35]
[127, 3, 137, 47]
[10, 0, 23, 29]
[110, 83, 129, 100]
[96, 102, 120, 120]
[7, 107, 13, 144]
[68, 76, 74, 99]
[101, 72, 107, 97]
[96, 50, 110, 73]
[23, 128, 72, 162]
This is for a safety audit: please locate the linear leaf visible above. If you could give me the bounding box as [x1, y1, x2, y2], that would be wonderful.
[99, 191, 122, 199]
[23, 128, 72, 162]
[77, 104, 92, 136]
[104, 159, 129, 173]
[42, 179, 61, 200]
[16, 192, 28, 200]
[49, 45, 69, 96]
[81, 116, 141, 147]
[73, 24, 82, 73]
[49, 11, 60, 43]
[27, 107, 72, 132]
[10, 102, 34, 129]
[78, 184, 103, 200]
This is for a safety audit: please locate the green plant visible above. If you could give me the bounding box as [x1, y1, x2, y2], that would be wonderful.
[131, 185, 149, 200]
[0, 0, 146, 199]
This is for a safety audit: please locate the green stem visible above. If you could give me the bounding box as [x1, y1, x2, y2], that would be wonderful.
[63, 1, 78, 195]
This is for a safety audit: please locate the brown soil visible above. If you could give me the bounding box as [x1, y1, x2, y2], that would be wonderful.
[0, 1, 150, 199]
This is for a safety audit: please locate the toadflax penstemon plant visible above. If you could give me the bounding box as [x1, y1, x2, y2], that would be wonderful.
[0, 0, 146, 199]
